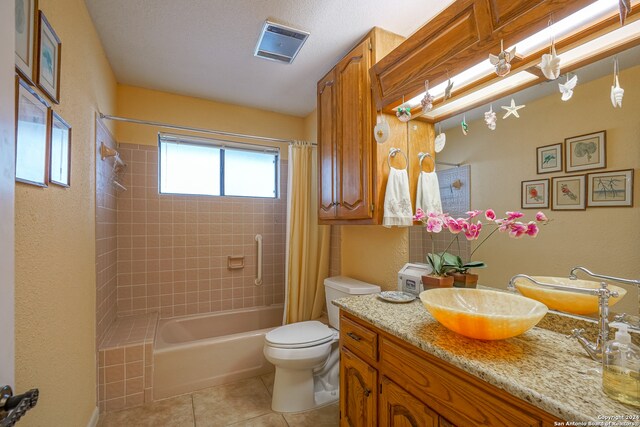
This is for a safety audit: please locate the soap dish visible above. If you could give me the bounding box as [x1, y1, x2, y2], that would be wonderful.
[378, 291, 416, 303]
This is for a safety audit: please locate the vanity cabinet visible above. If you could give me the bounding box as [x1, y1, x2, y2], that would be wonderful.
[339, 311, 562, 427]
[317, 28, 407, 224]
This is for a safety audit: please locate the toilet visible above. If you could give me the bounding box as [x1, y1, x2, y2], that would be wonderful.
[263, 276, 381, 413]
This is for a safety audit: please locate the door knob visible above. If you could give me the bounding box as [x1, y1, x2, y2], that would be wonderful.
[0, 385, 39, 427]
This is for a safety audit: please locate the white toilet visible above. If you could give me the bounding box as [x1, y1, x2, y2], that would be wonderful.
[263, 276, 380, 413]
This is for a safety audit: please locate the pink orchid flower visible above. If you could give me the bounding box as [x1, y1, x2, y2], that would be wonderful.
[485, 209, 496, 221]
[446, 218, 463, 234]
[466, 210, 483, 219]
[413, 208, 426, 221]
[464, 221, 482, 240]
[535, 212, 547, 222]
[508, 222, 527, 238]
[426, 217, 443, 233]
[506, 211, 525, 221]
[526, 221, 539, 237]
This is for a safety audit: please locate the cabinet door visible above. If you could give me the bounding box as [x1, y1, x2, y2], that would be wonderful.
[336, 38, 373, 220]
[340, 348, 376, 427]
[317, 69, 337, 220]
[380, 376, 438, 427]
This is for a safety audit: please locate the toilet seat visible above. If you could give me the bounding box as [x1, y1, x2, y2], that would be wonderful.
[265, 321, 337, 349]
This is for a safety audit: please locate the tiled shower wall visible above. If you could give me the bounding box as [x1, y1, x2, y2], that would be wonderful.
[115, 143, 287, 319]
[96, 120, 118, 347]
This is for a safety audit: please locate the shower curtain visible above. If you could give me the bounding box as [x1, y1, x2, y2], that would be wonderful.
[284, 142, 330, 324]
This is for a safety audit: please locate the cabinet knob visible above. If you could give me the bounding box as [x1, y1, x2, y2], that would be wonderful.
[364, 387, 371, 397]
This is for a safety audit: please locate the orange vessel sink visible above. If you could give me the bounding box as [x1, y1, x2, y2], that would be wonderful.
[419, 288, 548, 340]
[512, 276, 627, 315]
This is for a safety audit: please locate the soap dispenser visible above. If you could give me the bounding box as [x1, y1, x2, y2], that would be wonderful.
[602, 322, 640, 407]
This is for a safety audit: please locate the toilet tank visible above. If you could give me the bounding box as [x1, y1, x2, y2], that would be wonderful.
[324, 276, 381, 330]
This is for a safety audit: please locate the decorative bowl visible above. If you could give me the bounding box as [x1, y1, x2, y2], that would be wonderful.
[419, 288, 548, 340]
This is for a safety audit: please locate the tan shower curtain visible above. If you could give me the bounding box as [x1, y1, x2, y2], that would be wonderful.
[284, 142, 330, 324]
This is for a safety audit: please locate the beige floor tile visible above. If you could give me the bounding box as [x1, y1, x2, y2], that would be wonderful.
[226, 412, 288, 426]
[260, 372, 275, 396]
[192, 377, 272, 426]
[98, 394, 194, 427]
[282, 403, 339, 427]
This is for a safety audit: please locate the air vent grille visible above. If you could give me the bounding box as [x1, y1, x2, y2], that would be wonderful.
[254, 21, 309, 64]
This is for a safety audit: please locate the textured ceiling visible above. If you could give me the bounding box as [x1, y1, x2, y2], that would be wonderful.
[85, 0, 454, 117]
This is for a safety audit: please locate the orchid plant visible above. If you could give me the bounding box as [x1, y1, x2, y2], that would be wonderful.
[413, 208, 550, 276]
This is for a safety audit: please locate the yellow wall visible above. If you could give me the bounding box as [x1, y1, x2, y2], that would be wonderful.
[116, 85, 306, 158]
[14, 0, 117, 425]
[440, 65, 640, 315]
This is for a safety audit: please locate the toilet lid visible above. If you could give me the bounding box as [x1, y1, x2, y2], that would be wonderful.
[266, 321, 336, 349]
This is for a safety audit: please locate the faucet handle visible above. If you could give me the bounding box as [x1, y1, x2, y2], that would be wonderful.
[567, 328, 585, 339]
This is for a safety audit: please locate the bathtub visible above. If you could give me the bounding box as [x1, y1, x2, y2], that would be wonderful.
[153, 304, 284, 399]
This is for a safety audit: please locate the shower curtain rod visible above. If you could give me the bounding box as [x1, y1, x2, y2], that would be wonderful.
[98, 113, 317, 146]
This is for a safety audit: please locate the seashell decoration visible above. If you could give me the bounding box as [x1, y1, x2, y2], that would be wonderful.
[540, 43, 561, 80]
[374, 114, 390, 144]
[558, 74, 578, 101]
[421, 80, 435, 112]
[444, 78, 454, 100]
[611, 59, 624, 108]
[489, 40, 516, 77]
[396, 106, 411, 122]
[484, 105, 497, 130]
[619, 0, 631, 25]
[434, 130, 446, 153]
[461, 115, 469, 136]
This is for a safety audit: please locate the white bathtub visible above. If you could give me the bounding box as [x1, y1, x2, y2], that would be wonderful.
[153, 304, 284, 399]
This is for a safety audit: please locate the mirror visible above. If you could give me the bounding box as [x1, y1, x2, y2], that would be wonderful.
[409, 45, 640, 316]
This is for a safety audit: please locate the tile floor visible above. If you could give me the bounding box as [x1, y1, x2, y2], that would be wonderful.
[98, 373, 339, 427]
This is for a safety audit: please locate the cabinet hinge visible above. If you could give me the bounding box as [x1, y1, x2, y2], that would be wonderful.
[370, 203, 374, 213]
[368, 41, 372, 50]
[379, 383, 382, 394]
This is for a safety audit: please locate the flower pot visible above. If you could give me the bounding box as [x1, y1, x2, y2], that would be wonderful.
[421, 274, 454, 290]
[450, 272, 478, 289]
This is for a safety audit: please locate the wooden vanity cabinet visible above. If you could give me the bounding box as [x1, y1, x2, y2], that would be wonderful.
[317, 28, 406, 224]
[339, 311, 562, 427]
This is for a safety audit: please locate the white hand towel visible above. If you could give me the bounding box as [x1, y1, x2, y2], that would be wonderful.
[416, 170, 443, 215]
[383, 167, 413, 227]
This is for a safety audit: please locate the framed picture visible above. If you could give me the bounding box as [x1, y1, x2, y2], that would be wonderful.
[521, 179, 550, 209]
[536, 142, 562, 174]
[36, 11, 61, 104]
[587, 169, 634, 207]
[15, 76, 50, 187]
[15, 0, 38, 83]
[565, 130, 606, 172]
[49, 111, 71, 187]
[551, 175, 586, 210]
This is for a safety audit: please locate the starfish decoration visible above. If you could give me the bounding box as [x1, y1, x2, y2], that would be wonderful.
[501, 99, 525, 119]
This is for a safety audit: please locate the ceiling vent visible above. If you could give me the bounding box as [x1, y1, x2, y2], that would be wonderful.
[254, 21, 309, 64]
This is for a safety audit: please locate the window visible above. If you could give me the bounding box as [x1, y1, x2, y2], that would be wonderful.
[159, 134, 279, 198]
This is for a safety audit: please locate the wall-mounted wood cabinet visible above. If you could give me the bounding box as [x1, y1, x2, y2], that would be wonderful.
[317, 28, 407, 224]
[339, 311, 561, 427]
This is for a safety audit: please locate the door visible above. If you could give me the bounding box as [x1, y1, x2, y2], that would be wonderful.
[317, 69, 336, 220]
[0, 0, 16, 390]
[380, 376, 438, 427]
[340, 349, 376, 427]
[336, 38, 373, 220]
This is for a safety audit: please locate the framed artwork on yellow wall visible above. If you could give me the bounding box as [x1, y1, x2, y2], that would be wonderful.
[565, 131, 606, 173]
[15, 76, 50, 187]
[536, 142, 562, 174]
[587, 169, 634, 207]
[551, 175, 586, 211]
[49, 111, 71, 187]
[521, 179, 549, 209]
[36, 11, 61, 104]
[15, 0, 38, 84]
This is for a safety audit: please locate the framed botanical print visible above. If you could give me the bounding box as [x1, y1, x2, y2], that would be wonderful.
[36, 11, 61, 104]
[551, 175, 586, 211]
[587, 169, 634, 207]
[49, 111, 71, 187]
[15, 0, 38, 83]
[15, 76, 50, 187]
[521, 179, 550, 209]
[565, 131, 606, 172]
[536, 142, 562, 174]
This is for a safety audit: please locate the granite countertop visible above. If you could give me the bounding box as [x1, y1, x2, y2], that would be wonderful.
[334, 294, 640, 424]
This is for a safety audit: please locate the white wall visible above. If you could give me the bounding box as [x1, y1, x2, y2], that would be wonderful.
[0, 0, 16, 388]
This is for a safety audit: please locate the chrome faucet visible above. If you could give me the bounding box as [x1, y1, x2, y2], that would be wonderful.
[568, 266, 640, 286]
[508, 271, 620, 362]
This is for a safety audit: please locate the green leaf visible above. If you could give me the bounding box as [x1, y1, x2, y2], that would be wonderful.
[462, 261, 486, 269]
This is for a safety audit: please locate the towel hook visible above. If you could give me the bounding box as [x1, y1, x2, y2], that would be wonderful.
[388, 148, 408, 170]
[418, 152, 435, 172]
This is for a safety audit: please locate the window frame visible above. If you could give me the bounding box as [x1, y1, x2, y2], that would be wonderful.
[158, 133, 280, 199]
